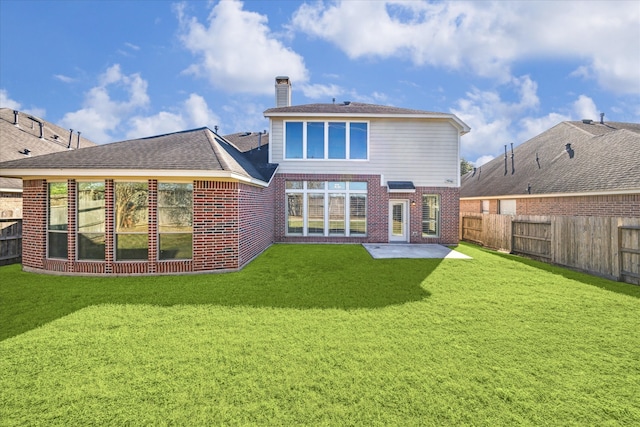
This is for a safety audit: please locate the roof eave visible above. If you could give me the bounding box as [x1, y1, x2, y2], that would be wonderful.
[461, 187, 640, 200]
[264, 111, 470, 135]
[0, 168, 271, 187]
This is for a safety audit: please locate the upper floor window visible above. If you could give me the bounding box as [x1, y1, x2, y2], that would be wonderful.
[284, 121, 368, 160]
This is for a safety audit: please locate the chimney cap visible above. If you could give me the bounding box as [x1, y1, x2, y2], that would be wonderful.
[275, 76, 290, 84]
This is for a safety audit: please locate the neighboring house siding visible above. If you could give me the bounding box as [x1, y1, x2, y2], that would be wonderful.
[518, 194, 640, 217]
[270, 119, 460, 187]
[461, 194, 639, 217]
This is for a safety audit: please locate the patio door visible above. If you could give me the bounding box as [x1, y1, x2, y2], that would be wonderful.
[389, 200, 409, 242]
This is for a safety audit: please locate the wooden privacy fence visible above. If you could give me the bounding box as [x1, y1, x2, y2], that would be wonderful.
[0, 218, 22, 266]
[460, 213, 640, 285]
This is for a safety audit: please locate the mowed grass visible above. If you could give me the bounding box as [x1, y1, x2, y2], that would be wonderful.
[1, 243, 639, 426]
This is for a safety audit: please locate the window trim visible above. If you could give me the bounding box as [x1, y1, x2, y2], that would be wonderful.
[283, 120, 369, 161]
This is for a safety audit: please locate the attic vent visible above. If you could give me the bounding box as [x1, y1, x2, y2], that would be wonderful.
[582, 119, 593, 124]
[343, 101, 351, 106]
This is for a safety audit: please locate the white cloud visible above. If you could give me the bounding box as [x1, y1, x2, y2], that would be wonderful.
[299, 83, 344, 100]
[0, 89, 46, 117]
[126, 93, 221, 139]
[474, 155, 494, 167]
[60, 64, 150, 143]
[176, 0, 309, 95]
[291, 0, 640, 94]
[572, 95, 599, 122]
[0, 89, 22, 110]
[54, 74, 76, 84]
[452, 75, 540, 161]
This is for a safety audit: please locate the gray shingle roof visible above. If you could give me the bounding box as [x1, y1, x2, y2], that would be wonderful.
[0, 127, 277, 184]
[0, 108, 97, 191]
[460, 121, 640, 198]
[264, 102, 443, 116]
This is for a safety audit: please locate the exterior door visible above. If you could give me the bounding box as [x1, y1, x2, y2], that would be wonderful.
[389, 200, 409, 242]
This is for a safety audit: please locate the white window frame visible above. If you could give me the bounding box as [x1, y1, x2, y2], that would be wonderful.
[285, 181, 368, 237]
[283, 121, 369, 161]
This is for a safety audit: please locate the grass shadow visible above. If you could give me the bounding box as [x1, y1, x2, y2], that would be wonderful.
[0, 244, 436, 340]
[464, 243, 640, 299]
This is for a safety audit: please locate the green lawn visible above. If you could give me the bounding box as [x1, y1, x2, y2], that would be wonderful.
[1, 243, 639, 426]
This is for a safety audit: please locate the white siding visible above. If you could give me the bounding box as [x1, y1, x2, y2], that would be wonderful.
[270, 117, 460, 187]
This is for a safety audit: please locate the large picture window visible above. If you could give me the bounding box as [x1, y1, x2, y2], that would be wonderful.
[77, 182, 105, 260]
[115, 182, 148, 260]
[48, 182, 68, 259]
[284, 121, 368, 160]
[158, 183, 193, 260]
[422, 195, 440, 237]
[285, 181, 367, 237]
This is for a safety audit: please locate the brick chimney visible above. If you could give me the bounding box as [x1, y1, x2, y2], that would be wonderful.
[275, 76, 291, 108]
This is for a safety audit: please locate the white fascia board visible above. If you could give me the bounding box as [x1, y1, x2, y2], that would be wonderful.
[264, 112, 471, 135]
[3, 168, 270, 187]
[461, 188, 640, 200]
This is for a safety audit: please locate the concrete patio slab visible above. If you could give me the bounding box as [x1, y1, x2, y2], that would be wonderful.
[362, 244, 472, 259]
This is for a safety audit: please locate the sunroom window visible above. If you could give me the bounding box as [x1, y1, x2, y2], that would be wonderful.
[47, 182, 68, 259]
[115, 182, 148, 260]
[158, 183, 193, 260]
[77, 182, 105, 260]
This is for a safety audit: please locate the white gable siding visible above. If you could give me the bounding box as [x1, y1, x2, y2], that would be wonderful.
[270, 117, 460, 187]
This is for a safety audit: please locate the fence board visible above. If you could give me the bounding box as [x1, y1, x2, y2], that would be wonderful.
[460, 213, 640, 284]
[0, 219, 22, 266]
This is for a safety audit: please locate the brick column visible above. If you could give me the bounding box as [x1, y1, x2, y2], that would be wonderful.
[66, 179, 76, 272]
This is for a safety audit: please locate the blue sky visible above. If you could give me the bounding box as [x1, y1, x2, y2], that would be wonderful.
[1, 0, 639, 166]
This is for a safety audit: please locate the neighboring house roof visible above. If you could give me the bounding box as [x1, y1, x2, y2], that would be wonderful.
[0, 108, 97, 192]
[0, 127, 278, 186]
[460, 120, 640, 198]
[264, 102, 470, 134]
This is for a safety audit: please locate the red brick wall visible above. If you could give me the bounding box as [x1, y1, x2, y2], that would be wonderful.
[273, 174, 459, 244]
[461, 194, 639, 217]
[22, 179, 46, 270]
[518, 194, 640, 217]
[192, 180, 240, 271]
[411, 187, 460, 245]
[239, 183, 275, 266]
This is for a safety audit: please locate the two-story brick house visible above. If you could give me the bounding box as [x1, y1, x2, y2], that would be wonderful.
[0, 77, 469, 275]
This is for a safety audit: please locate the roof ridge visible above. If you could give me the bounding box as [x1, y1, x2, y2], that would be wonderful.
[203, 129, 231, 171]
